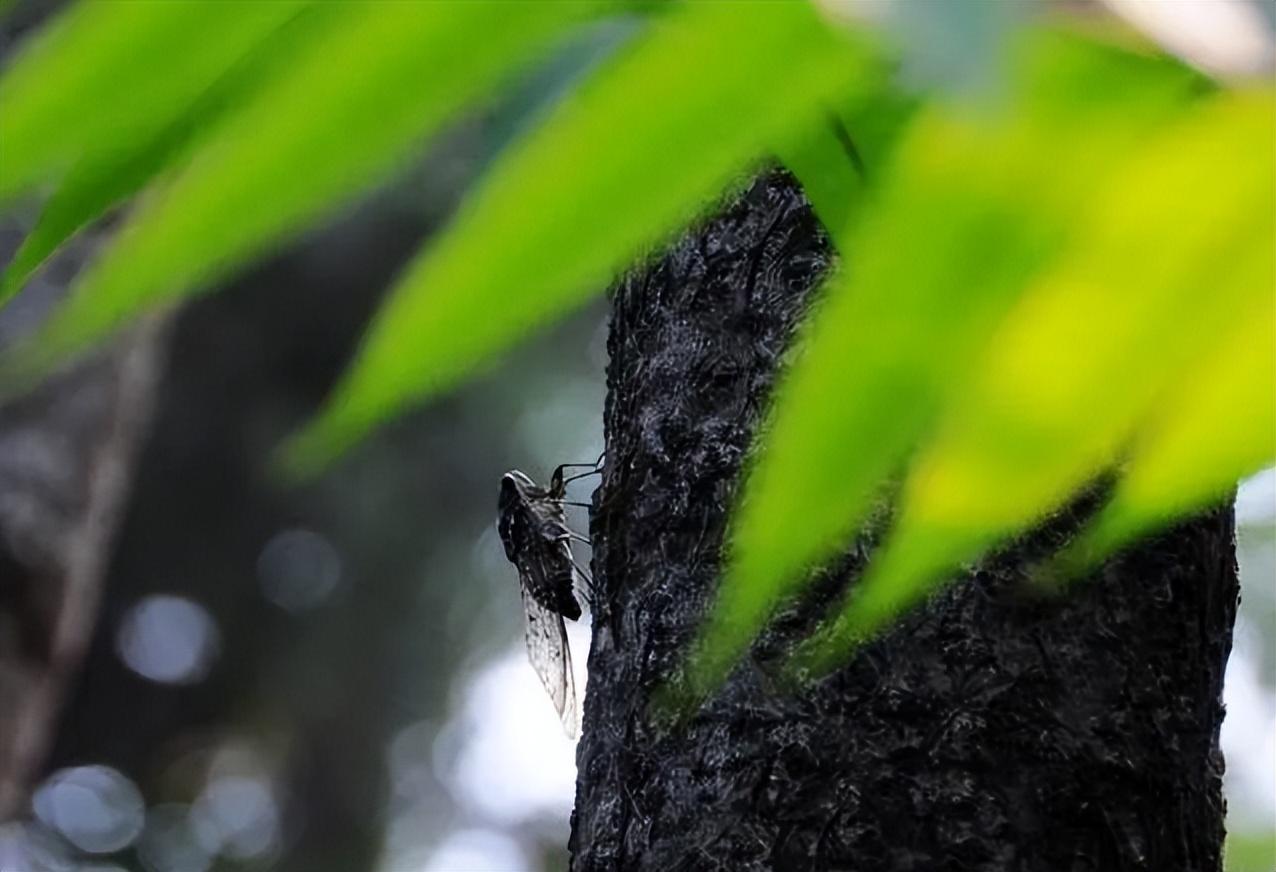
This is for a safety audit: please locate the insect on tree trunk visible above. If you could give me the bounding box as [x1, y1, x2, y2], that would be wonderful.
[569, 172, 1238, 871]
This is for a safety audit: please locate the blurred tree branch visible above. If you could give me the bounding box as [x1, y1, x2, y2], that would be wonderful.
[0, 226, 166, 818]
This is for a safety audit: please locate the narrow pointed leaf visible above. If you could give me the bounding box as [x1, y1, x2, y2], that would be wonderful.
[900, 90, 1271, 534]
[0, 0, 309, 200]
[798, 89, 1273, 673]
[1, 1, 592, 387]
[285, 0, 879, 473]
[692, 33, 1205, 691]
[1062, 295, 1275, 568]
[0, 6, 343, 307]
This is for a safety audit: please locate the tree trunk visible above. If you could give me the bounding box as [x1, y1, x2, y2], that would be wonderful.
[570, 172, 1237, 871]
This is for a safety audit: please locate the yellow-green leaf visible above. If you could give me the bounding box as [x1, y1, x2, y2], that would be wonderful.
[798, 88, 1273, 673]
[1063, 294, 1275, 568]
[285, 0, 878, 473]
[693, 32, 1205, 692]
[0, 0, 309, 201]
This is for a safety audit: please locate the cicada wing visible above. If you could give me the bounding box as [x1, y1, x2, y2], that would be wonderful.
[519, 583, 579, 738]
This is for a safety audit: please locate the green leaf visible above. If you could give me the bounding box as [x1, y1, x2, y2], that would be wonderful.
[0, 0, 309, 201]
[774, 114, 865, 239]
[0, 5, 344, 308]
[284, 0, 879, 473]
[692, 32, 1206, 693]
[774, 84, 919, 239]
[1226, 830, 1276, 872]
[1, 0, 593, 388]
[1061, 292, 1275, 570]
[794, 88, 1273, 674]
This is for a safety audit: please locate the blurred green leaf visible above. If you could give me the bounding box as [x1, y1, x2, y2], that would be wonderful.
[1226, 830, 1276, 872]
[0, 0, 1262, 705]
[774, 85, 918, 239]
[0, 0, 593, 388]
[0, 0, 309, 201]
[0, 5, 344, 307]
[692, 32, 1205, 691]
[285, 0, 878, 473]
[793, 88, 1273, 673]
[775, 114, 865, 240]
[1063, 292, 1275, 570]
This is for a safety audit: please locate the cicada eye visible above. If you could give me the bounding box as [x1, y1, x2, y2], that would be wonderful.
[549, 465, 565, 496]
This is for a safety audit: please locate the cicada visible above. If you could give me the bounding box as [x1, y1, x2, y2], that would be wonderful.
[497, 463, 596, 737]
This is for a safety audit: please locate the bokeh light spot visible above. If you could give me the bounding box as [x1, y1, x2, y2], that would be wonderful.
[31, 765, 145, 854]
[191, 775, 281, 862]
[137, 804, 211, 872]
[423, 828, 528, 872]
[116, 595, 219, 685]
[256, 528, 343, 612]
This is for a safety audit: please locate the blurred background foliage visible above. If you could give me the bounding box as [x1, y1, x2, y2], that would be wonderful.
[0, 0, 1272, 870]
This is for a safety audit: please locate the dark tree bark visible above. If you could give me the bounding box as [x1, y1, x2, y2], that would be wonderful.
[570, 173, 1237, 871]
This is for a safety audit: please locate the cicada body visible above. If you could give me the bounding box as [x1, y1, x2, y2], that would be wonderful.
[497, 466, 593, 736]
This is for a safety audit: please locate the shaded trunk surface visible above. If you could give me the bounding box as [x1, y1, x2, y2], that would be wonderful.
[570, 173, 1237, 871]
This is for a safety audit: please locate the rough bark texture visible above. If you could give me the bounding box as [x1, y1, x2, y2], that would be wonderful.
[570, 173, 1237, 871]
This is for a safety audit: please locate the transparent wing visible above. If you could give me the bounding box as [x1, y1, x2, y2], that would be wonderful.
[519, 582, 578, 738]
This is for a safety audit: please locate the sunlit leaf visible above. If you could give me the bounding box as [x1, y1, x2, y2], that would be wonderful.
[692, 32, 1205, 692]
[0, 0, 593, 390]
[285, 0, 879, 473]
[0, 6, 343, 307]
[0, 0, 309, 201]
[1061, 293, 1275, 570]
[794, 88, 1273, 674]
